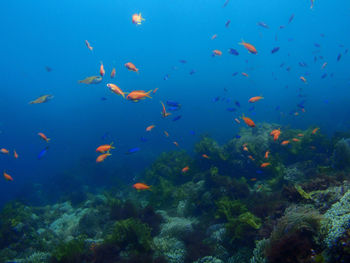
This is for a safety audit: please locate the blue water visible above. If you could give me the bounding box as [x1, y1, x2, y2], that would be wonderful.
[1, 0, 350, 205]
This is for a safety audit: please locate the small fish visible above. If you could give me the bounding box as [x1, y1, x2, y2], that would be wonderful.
[14, 150, 18, 159]
[264, 151, 269, 159]
[292, 138, 300, 142]
[172, 115, 182, 121]
[312, 127, 319, 134]
[270, 129, 281, 141]
[226, 107, 237, 112]
[161, 101, 171, 118]
[110, 68, 116, 78]
[38, 132, 50, 143]
[133, 183, 151, 190]
[182, 166, 189, 173]
[173, 141, 179, 147]
[167, 106, 181, 111]
[127, 90, 152, 101]
[288, 14, 295, 24]
[0, 148, 9, 154]
[271, 47, 280, 54]
[239, 41, 257, 54]
[38, 146, 49, 160]
[85, 40, 93, 51]
[234, 118, 240, 124]
[202, 154, 210, 159]
[99, 61, 105, 77]
[242, 72, 249, 77]
[189, 130, 196, 136]
[166, 101, 181, 107]
[242, 114, 255, 127]
[96, 153, 112, 162]
[45, 66, 52, 72]
[321, 73, 327, 79]
[179, 60, 187, 64]
[235, 101, 241, 107]
[299, 62, 308, 67]
[235, 135, 241, 139]
[337, 53, 342, 62]
[146, 125, 155, 132]
[300, 76, 307, 83]
[256, 170, 263, 174]
[163, 74, 170, 80]
[140, 136, 148, 142]
[101, 97, 107, 101]
[132, 13, 145, 25]
[125, 62, 139, 73]
[29, 95, 54, 104]
[250, 178, 257, 181]
[281, 140, 290, 146]
[257, 22, 269, 29]
[225, 20, 231, 28]
[248, 155, 255, 161]
[3, 171, 13, 181]
[164, 131, 169, 137]
[212, 50, 222, 56]
[107, 83, 126, 98]
[321, 62, 328, 69]
[223, 0, 230, 7]
[314, 43, 321, 48]
[261, 162, 271, 168]
[211, 34, 218, 40]
[189, 69, 196, 75]
[78, 76, 102, 84]
[153, 88, 159, 94]
[126, 147, 140, 154]
[228, 48, 239, 56]
[297, 133, 304, 137]
[213, 96, 220, 102]
[101, 132, 110, 140]
[96, 143, 115, 153]
[248, 96, 264, 103]
[232, 72, 239, 76]
[310, 0, 315, 9]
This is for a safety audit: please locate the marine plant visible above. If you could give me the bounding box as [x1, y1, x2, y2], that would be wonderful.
[51, 236, 87, 263]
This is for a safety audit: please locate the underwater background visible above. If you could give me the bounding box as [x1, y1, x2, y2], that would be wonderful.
[1, 0, 350, 262]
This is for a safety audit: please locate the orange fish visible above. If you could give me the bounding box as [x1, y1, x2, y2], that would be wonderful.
[160, 101, 171, 118]
[110, 68, 116, 78]
[264, 150, 270, 159]
[133, 182, 151, 190]
[242, 72, 249, 77]
[211, 34, 218, 40]
[310, 146, 316, 150]
[250, 178, 257, 181]
[242, 114, 255, 127]
[261, 162, 271, 168]
[312, 127, 319, 134]
[153, 88, 158, 94]
[3, 171, 13, 181]
[297, 133, 304, 137]
[85, 40, 93, 51]
[100, 62, 105, 77]
[234, 118, 241, 124]
[125, 62, 139, 73]
[281, 140, 290, 146]
[321, 62, 327, 69]
[38, 133, 50, 143]
[132, 13, 145, 25]
[173, 141, 179, 147]
[96, 153, 111, 163]
[300, 76, 307, 83]
[96, 143, 115, 153]
[202, 154, 210, 159]
[243, 144, 249, 152]
[270, 129, 281, 141]
[248, 155, 255, 161]
[164, 131, 169, 137]
[126, 90, 152, 101]
[248, 96, 264, 103]
[14, 150, 18, 159]
[146, 125, 155, 132]
[0, 148, 9, 154]
[239, 40, 257, 54]
[292, 138, 300, 142]
[212, 50, 222, 56]
[107, 83, 126, 98]
[182, 166, 189, 173]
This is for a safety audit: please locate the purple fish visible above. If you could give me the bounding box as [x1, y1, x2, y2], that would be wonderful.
[225, 20, 231, 28]
[321, 73, 327, 79]
[228, 48, 239, 56]
[172, 115, 182, 121]
[179, 59, 187, 64]
[189, 69, 196, 75]
[314, 43, 321, 48]
[271, 47, 280, 54]
[288, 14, 295, 24]
[232, 72, 238, 76]
[337, 53, 342, 61]
[257, 22, 269, 29]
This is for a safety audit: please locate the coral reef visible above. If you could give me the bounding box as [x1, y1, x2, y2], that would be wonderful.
[332, 138, 350, 169]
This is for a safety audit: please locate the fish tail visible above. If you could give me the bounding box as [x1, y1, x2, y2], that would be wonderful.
[146, 90, 152, 98]
[47, 138, 51, 143]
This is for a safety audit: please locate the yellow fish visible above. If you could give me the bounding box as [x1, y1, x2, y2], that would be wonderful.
[29, 95, 53, 104]
[78, 76, 103, 84]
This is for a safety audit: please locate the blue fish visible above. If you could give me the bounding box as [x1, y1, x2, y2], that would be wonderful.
[226, 107, 237, 112]
[140, 136, 148, 142]
[314, 43, 321, 48]
[271, 47, 280, 54]
[232, 72, 238, 76]
[101, 97, 107, 101]
[280, 63, 285, 68]
[288, 14, 294, 24]
[235, 135, 241, 139]
[167, 106, 181, 111]
[163, 74, 169, 80]
[172, 115, 182, 121]
[228, 48, 239, 56]
[179, 59, 187, 64]
[189, 69, 196, 75]
[257, 21, 269, 29]
[213, 96, 220, 102]
[189, 130, 196, 135]
[126, 147, 140, 154]
[166, 101, 181, 107]
[321, 73, 327, 79]
[38, 146, 49, 160]
[225, 20, 231, 28]
[337, 53, 342, 61]
[256, 170, 263, 174]
[235, 101, 241, 107]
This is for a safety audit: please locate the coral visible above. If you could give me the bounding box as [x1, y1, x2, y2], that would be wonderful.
[332, 138, 350, 169]
[51, 236, 87, 263]
[238, 212, 262, 230]
[193, 256, 224, 263]
[249, 239, 268, 263]
[215, 197, 248, 221]
[153, 236, 185, 263]
[295, 184, 312, 200]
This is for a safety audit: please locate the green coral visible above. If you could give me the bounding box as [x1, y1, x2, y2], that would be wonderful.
[215, 197, 247, 220]
[105, 218, 153, 254]
[51, 236, 86, 263]
[238, 212, 262, 229]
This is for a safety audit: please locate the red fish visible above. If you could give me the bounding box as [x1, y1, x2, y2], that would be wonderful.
[14, 150, 18, 159]
[110, 68, 116, 78]
[96, 143, 115, 153]
[312, 127, 319, 134]
[212, 50, 222, 56]
[96, 153, 111, 163]
[107, 83, 126, 98]
[182, 166, 189, 173]
[0, 148, 9, 154]
[248, 96, 264, 103]
[126, 90, 152, 101]
[100, 62, 105, 77]
[146, 125, 155, 132]
[160, 101, 171, 118]
[261, 162, 271, 168]
[125, 62, 139, 73]
[242, 114, 255, 127]
[133, 182, 151, 190]
[3, 171, 13, 181]
[132, 13, 145, 25]
[239, 40, 257, 54]
[38, 133, 50, 143]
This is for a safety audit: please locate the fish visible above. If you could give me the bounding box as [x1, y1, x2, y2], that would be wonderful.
[261, 162, 271, 168]
[211, 34, 218, 40]
[270, 129, 281, 141]
[78, 76, 103, 84]
[146, 125, 155, 132]
[38, 146, 49, 160]
[248, 96, 264, 103]
[166, 101, 181, 107]
[310, 0, 315, 9]
[271, 47, 280, 54]
[45, 66, 52, 72]
[96, 153, 111, 163]
[264, 151, 269, 159]
[312, 127, 319, 134]
[101, 97, 107, 101]
[38, 132, 50, 143]
[337, 53, 342, 62]
[29, 95, 53, 104]
[99, 62, 105, 77]
[314, 43, 321, 48]
[127, 90, 152, 101]
[232, 72, 239, 76]
[202, 154, 210, 159]
[0, 148, 9, 154]
[167, 106, 181, 111]
[225, 20, 231, 28]
[235, 135, 241, 139]
[110, 68, 116, 78]
[107, 83, 126, 98]
[133, 183, 151, 190]
[126, 147, 140, 154]
[96, 143, 115, 153]
[250, 178, 257, 181]
[223, 0, 230, 7]
[256, 170, 263, 174]
[189, 69, 196, 75]
[164, 131, 169, 137]
[140, 136, 148, 142]
[226, 107, 237, 112]
[239, 41, 257, 54]
[228, 48, 239, 56]
[212, 50, 222, 56]
[248, 155, 255, 161]
[288, 14, 295, 24]
[297, 133, 304, 137]
[173, 141, 179, 147]
[281, 140, 290, 146]
[235, 101, 241, 107]
[3, 171, 13, 181]
[213, 96, 220, 102]
[101, 132, 110, 140]
[179, 60, 187, 64]
[152, 88, 159, 94]
[161, 101, 171, 118]
[257, 22, 269, 29]
[125, 62, 139, 73]
[163, 74, 170, 80]
[85, 40, 93, 51]
[242, 114, 255, 127]
[182, 166, 189, 173]
[189, 130, 196, 136]
[321, 73, 327, 79]
[300, 76, 307, 83]
[321, 62, 328, 69]
[172, 115, 182, 121]
[234, 118, 240, 124]
[14, 150, 18, 159]
[132, 13, 145, 25]
[242, 72, 249, 77]
[292, 138, 300, 142]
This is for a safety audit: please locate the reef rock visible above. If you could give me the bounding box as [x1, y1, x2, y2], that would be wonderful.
[332, 138, 350, 169]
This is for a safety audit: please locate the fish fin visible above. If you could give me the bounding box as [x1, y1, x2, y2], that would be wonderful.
[146, 90, 152, 98]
